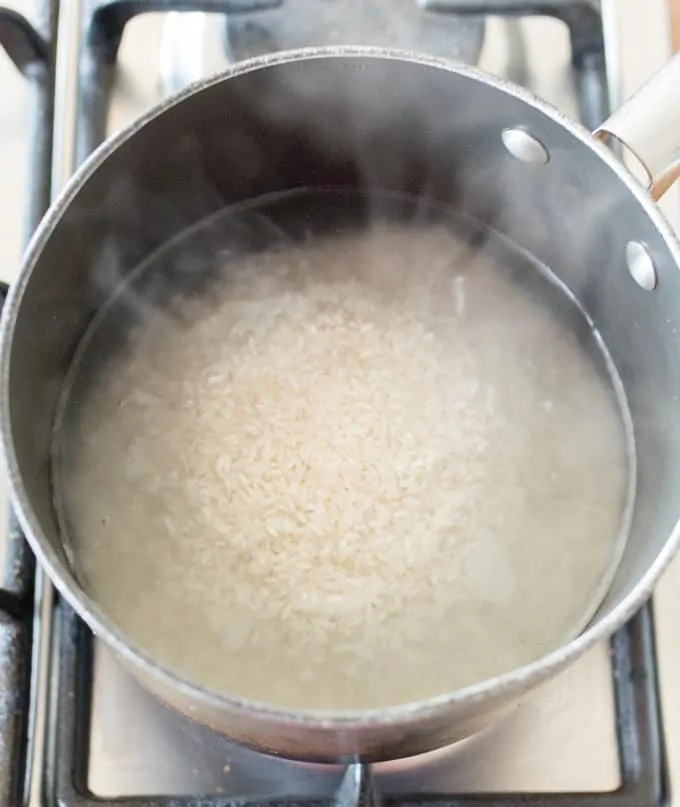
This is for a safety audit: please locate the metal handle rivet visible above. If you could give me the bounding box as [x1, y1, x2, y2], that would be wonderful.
[626, 241, 657, 291]
[501, 127, 550, 165]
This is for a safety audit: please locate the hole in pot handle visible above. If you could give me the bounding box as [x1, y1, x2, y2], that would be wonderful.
[595, 52, 680, 202]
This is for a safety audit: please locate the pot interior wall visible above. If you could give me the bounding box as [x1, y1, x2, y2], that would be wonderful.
[7, 53, 680, 643]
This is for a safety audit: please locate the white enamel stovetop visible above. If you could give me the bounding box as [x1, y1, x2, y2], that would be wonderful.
[0, 0, 678, 798]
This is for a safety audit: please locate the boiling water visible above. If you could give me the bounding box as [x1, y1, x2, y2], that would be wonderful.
[54, 190, 633, 712]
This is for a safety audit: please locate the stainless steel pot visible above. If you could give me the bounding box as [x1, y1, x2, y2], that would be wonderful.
[2, 47, 680, 763]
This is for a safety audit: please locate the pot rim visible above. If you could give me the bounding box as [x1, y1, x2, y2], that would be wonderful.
[3, 45, 680, 732]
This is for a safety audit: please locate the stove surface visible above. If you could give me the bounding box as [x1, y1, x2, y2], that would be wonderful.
[0, 0, 679, 804]
[87, 637, 621, 797]
[222, 0, 486, 64]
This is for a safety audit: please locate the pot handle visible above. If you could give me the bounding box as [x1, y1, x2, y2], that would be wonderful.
[594, 52, 680, 201]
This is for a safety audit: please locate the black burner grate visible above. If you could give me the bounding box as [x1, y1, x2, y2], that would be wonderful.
[0, 2, 671, 806]
[51, 603, 667, 807]
[0, 0, 55, 803]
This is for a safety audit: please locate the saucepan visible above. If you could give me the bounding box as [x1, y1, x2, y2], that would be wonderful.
[2, 47, 680, 762]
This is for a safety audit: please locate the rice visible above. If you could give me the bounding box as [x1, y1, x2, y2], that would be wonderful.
[56, 221, 630, 711]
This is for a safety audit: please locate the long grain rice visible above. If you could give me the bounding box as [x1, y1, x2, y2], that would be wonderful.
[55, 222, 630, 711]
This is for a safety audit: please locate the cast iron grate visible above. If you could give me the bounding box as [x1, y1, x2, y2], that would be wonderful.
[51, 603, 668, 807]
[0, 0, 55, 803]
[0, 2, 671, 806]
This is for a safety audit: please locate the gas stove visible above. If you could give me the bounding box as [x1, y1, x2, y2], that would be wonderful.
[0, 2, 679, 806]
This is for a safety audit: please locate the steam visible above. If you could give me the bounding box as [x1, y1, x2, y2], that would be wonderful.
[54, 50, 641, 628]
[68, 47, 638, 464]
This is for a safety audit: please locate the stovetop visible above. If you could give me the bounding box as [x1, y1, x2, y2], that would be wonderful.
[0, 1, 679, 806]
